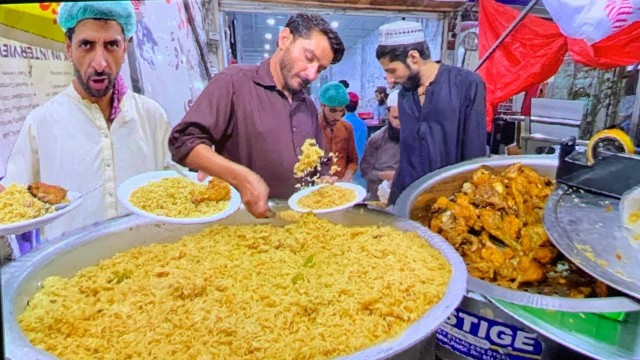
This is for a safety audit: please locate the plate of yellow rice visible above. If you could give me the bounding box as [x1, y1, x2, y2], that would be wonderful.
[0, 184, 82, 236]
[117, 170, 241, 224]
[289, 182, 366, 213]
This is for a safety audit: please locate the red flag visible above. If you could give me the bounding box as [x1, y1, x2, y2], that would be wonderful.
[478, 0, 640, 132]
[478, 0, 566, 132]
[568, 21, 640, 68]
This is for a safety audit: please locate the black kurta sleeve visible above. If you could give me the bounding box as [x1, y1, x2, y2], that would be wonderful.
[463, 76, 488, 160]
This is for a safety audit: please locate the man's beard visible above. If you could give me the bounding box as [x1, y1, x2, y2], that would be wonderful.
[387, 124, 400, 143]
[377, 98, 386, 106]
[75, 66, 115, 98]
[322, 109, 339, 127]
[401, 68, 421, 92]
[279, 49, 310, 93]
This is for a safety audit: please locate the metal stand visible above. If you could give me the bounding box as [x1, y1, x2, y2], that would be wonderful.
[504, 115, 587, 153]
[628, 73, 640, 146]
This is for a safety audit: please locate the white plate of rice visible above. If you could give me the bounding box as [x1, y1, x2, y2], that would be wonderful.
[0, 188, 82, 237]
[117, 170, 241, 224]
[288, 182, 366, 214]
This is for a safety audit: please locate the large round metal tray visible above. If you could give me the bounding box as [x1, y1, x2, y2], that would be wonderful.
[544, 184, 640, 300]
[394, 155, 640, 312]
[1, 203, 467, 360]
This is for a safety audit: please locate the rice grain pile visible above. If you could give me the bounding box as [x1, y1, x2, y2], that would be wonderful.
[297, 185, 357, 210]
[293, 139, 339, 188]
[19, 214, 451, 360]
[129, 177, 229, 218]
[293, 139, 325, 178]
[0, 184, 53, 225]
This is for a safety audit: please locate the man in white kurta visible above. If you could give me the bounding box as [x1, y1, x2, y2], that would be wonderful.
[1, 86, 171, 240]
[0, 2, 171, 241]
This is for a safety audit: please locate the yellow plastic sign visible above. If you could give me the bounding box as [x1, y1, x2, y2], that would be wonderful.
[0, 3, 64, 44]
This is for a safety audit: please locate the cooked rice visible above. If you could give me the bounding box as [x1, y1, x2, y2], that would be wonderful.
[297, 185, 357, 210]
[19, 214, 451, 360]
[293, 139, 339, 188]
[0, 184, 53, 225]
[129, 177, 229, 218]
[293, 139, 325, 178]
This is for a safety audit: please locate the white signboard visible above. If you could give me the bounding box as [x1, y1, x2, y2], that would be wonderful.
[0, 37, 73, 179]
[132, 0, 208, 126]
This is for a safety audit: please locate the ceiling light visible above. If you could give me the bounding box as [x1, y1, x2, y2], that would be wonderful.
[265, 33, 272, 40]
[264, 44, 271, 50]
[267, 18, 275, 26]
[263, 53, 269, 58]
[330, 21, 339, 29]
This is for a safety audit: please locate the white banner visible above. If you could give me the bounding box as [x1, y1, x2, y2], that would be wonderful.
[0, 37, 73, 179]
[542, 0, 640, 43]
[132, 0, 208, 126]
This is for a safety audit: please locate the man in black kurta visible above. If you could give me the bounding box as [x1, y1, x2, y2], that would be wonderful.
[376, 21, 487, 205]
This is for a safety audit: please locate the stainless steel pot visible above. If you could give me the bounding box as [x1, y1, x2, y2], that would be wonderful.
[2, 202, 467, 360]
[393, 155, 640, 312]
[393, 155, 640, 360]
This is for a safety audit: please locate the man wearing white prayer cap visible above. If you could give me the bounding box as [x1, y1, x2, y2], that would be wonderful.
[375, 20, 487, 206]
[0, 2, 172, 242]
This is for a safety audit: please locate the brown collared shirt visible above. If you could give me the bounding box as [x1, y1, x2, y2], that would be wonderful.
[169, 59, 325, 198]
[320, 116, 359, 179]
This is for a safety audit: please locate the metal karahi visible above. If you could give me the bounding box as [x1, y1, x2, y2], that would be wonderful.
[394, 155, 640, 312]
[2, 202, 467, 360]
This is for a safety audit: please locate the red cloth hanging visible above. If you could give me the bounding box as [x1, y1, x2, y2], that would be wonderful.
[478, 0, 566, 132]
[478, 0, 640, 132]
[568, 21, 640, 69]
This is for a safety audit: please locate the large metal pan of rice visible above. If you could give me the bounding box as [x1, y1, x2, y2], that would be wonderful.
[2, 202, 466, 360]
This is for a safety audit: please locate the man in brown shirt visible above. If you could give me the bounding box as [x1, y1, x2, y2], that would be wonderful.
[318, 82, 358, 182]
[168, 14, 344, 217]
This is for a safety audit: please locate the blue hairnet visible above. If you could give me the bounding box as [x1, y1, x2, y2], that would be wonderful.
[319, 82, 349, 107]
[58, 1, 136, 39]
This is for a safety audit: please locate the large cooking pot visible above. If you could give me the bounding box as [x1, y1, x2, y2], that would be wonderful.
[393, 155, 640, 312]
[393, 155, 640, 359]
[2, 202, 467, 360]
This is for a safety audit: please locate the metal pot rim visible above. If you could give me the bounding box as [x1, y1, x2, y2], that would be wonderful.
[2, 207, 468, 360]
[392, 155, 640, 312]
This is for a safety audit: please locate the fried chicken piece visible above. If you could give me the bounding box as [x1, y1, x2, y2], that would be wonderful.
[451, 193, 479, 229]
[191, 178, 231, 204]
[532, 247, 557, 264]
[27, 182, 68, 205]
[501, 162, 522, 179]
[468, 262, 496, 281]
[470, 167, 494, 186]
[430, 210, 469, 248]
[472, 182, 507, 210]
[478, 209, 520, 249]
[516, 256, 546, 284]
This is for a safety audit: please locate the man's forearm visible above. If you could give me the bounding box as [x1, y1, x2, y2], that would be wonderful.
[184, 144, 247, 189]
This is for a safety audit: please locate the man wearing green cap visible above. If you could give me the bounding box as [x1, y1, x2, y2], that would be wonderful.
[318, 81, 358, 182]
[0, 2, 172, 240]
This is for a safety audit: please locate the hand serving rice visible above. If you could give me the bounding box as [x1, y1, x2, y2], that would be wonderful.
[293, 138, 339, 188]
[0, 182, 68, 225]
[129, 177, 230, 218]
[297, 184, 357, 210]
[19, 214, 451, 360]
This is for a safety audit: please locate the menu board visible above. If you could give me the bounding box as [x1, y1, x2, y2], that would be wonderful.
[0, 37, 73, 179]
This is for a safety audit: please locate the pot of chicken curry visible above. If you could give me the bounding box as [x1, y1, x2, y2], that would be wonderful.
[394, 155, 640, 313]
